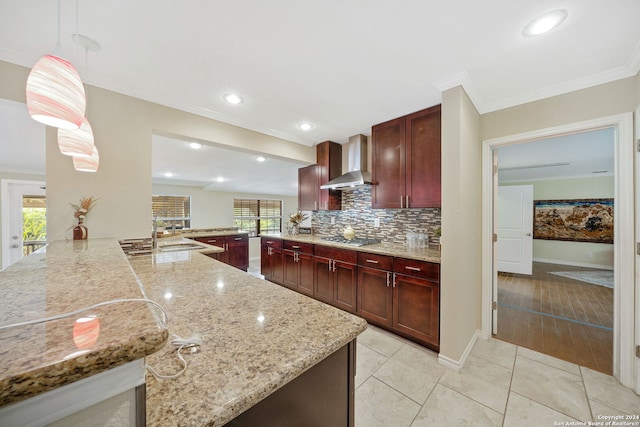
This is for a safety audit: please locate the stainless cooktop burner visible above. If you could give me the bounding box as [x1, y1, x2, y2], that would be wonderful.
[321, 236, 382, 247]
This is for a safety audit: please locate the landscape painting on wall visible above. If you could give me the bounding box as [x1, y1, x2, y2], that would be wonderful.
[533, 199, 613, 244]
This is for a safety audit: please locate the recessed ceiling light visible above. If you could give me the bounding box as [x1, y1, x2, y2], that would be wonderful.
[256, 156, 266, 162]
[216, 177, 225, 182]
[164, 172, 174, 178]
[188, 142, 202, 150]
[522, 10, 568, 37]
[223, 93, 243, 104]
[298, 122, 314, 131]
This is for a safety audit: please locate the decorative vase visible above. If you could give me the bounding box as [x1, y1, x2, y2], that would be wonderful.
[343, 225, 355, 240]
[73, 221, 88, 240]
[291, 224, 300, 236]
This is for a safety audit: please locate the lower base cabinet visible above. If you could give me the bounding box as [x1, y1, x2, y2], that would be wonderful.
[261, 238, 440, 351]
[313, 246, 357, 314]
[194, 234, 249, 271]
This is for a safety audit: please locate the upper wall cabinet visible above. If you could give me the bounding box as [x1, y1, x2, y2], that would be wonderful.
[371, 105, 441, 209]
[298, 141, 342, 211]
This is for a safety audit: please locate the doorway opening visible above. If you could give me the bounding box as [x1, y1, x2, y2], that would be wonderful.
[481, 113, 635, 389]
[1, 180, 46, 270]
[494, 129, 614, 374]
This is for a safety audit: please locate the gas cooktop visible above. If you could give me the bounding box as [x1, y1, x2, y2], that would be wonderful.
[321, 236, 382, 247]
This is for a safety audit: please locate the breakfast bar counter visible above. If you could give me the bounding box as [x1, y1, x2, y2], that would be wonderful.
[129, 246, 367, 426]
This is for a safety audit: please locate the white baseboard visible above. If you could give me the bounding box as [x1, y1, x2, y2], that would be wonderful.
[533, 258, 613, 270]
[437, 330, 481, 372]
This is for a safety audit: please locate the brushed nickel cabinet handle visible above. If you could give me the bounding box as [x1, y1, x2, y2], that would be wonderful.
[366, 259, 379, 264]
[405, 266, 421, 271]
[292, 245, 301, 249]
[406, 195, 410, 208]
[393, 273, 396, 288]
[386, 272, 390, 287]
[400, 196, 404, 208]
[235, 237, 242, 240]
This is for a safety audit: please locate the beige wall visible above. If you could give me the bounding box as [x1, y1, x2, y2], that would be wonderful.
[440, 85, 482, 362]
[502, 176, 615, 268]
[0, 60, 314, 242]
[481, 76, 638, 141]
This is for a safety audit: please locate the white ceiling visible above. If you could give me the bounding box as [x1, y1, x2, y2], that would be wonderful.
[0, 1, 637, 193]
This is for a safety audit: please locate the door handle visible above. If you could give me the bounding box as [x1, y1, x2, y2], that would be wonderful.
[525, 233, 532, 236]
[11, 244, 19, 249]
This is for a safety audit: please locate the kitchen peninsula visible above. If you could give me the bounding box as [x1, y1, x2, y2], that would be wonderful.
[0, 237, 367, 426]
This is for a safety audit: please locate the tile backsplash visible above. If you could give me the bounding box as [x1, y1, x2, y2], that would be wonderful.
[311, 187, 441, 246]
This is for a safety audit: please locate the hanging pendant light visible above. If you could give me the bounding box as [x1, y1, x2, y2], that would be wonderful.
[57, 116, 94, 157]
[25, 0, 86, 129]
[73, 145, 99, 172]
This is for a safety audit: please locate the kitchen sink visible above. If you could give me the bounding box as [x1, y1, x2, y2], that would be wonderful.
[158, 243, 206, 252]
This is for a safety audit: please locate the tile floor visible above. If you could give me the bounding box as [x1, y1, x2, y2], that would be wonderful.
[355, 325, 640, 427]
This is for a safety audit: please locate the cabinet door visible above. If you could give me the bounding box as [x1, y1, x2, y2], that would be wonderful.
[357, 266, 393, 327]
[297, 253, 315, 297]
[283, 250, 299, 290]
[194, 236, 225, 262]
[313, 257, 333, 304]
[298, 164, 320, 211]
[271, 247, 284, 284]
[406, 106, 441, 208]
[316, 141, 342, 211]
[371, 117, 405, 209]
[393, 273, 439, 348]
[227, 236, 248, 271]
[333, 262, 357, 314]
[260, 244, 272, 280]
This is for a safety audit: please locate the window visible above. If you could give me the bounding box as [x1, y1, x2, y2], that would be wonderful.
[234, 198, 282, 237]
[152, 195, 191, 229]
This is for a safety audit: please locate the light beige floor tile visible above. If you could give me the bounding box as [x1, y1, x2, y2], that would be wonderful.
[411, 384, 502, 427]
[355, 377, 421, 427]
[373, 357, 444, 404]
[517, 346, 580, 375]
[358, 326, 405, 357]
[503, 391, 580, 427]
[472, 338, 517, 369]
[581, 366, 640, 415]
[589, 400, 632, 422]
[390, 341, 439, 371]
[511, 356, 591, 421]
[355, 343, 388, 389]
[439, 354, 512, 414]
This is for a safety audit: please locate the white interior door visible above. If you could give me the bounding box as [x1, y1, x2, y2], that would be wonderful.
[497, 185, 533, 275]
[1, 180, 46, 269]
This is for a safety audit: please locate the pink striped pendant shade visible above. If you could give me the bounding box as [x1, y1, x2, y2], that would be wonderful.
[57, 117, 94, 157]
[73, 145, 99, 173]
[26, 54, 86, 130]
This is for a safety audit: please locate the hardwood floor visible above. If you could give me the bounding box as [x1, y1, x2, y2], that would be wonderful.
[495, 262, 613, 374]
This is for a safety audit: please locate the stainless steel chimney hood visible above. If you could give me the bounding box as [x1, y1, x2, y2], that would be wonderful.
[320, 134, 371, 190]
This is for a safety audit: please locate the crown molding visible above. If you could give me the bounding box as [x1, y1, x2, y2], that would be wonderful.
[433, 71, 486, 113]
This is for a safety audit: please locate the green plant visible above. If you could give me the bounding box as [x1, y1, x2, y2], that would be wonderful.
[23, 208, 47, 241]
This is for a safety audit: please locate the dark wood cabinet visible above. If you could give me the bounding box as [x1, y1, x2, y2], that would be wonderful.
[260, 238, 284, 283]
[298, 141, 342, 211]
[358, 252, 440, 351]
[371, 105, 441, 209]
[392, 258, 440, 350]
[194, 234, 249, 271]
[357, 253, 393, 327]
[313, 246, 357, 313]
[283, 241, 314, 296]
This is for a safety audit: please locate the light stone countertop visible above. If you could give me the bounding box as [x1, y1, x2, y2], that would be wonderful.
[129, 247, 367, 426]
[261, 233, 441, 264]
[0, 238, 169, 407]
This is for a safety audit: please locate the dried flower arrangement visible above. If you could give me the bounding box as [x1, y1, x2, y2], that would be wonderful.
[71, 196, 98, 224]
[288, 211, 309, 225]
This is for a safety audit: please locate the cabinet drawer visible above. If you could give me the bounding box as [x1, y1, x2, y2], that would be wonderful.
[393, 258, 439, 281]
[261, 238, 283, 249]
[195, 236, 225, 245]
[284, 240, 313, 253]
[357, 252, 393, 270]
[314, 245, 357, 264]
